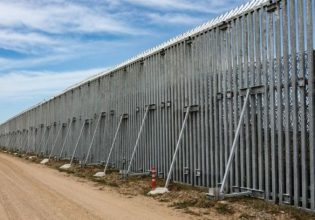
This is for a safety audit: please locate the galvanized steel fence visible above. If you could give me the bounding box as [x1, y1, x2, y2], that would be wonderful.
[0, 0, 314, 211]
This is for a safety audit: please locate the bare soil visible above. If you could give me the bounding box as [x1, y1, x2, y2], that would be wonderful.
[2, 147, 315, 220]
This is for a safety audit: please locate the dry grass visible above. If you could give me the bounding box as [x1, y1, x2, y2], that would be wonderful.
[2, 148, 315, 220]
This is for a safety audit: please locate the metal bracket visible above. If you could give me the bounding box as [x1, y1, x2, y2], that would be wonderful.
[101, 112, 107, 117]
[266, 1, 278, 13]
[298, 77, 306, 87]
[185, 37, 193, 45]
[158, 172, 164, 179]
[161, 102, 165, 108]
[219, 21, 228, 31]
[166, 101, 172, 108]
[195, 169, 201, 177]
[283, 194, 292, 205]
[184, 105, 199, 113]
[240, 85, 265, 96]
[226, 91, 233, 99]
[221, 191, 252, 199]
[110, 110, 115, 115]
[217, 92, 223, 100]
[122, 114, 129, 119]
[160, 49, 166, 56]
[73, 117, 77, 122]
[62, 123, 67, 127]
[139, 58, 145, 65]
[146, 104, 156, 111]
[184, 167, 190, 175]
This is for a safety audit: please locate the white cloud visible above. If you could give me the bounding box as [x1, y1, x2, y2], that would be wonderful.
[0, 0, 135, 34]
[146, 13, 205, 25]
[121, 0, 249, 13]
[0, 30, 59, 54]
[0, 68, 106, 100]
[0, 38, 138, 73]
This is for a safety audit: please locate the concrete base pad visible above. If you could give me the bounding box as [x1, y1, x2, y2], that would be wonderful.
[94, 172, 105, 177]
[40, 158, 49, 164]
[147, 187, 169, 195]
[60, 164, 71, 170]
[207, 187, 220, 197]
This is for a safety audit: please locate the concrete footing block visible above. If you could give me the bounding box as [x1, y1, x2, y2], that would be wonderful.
[60, 164, 71, 170]
[147, 187, 169, 195]
[40, 158, 49, 164]
[94, 172, 105, 177]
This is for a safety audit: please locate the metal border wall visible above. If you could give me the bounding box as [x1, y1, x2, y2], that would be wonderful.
[0, 0, 314, 211]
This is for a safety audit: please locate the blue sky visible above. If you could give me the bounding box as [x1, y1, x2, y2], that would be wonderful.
[0, 0, 250, 123]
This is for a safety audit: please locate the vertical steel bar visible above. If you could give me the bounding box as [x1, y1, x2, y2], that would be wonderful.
[256, 7, 263, 191]
[250, 10, 257, 191]
[262, 7, 270, 200]
[269, 6, 277, 203]
[283, 0, 292, 204]
[306, 0, 315, 210]
[275, 3, 283, 204]
[290, 0, 299, 207]
[298, 0, 307, 208]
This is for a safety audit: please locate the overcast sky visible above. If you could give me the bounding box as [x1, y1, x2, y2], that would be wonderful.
[0, 0, 250, 123]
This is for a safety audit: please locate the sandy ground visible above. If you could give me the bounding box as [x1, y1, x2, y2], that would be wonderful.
[0, 153, 189, 220]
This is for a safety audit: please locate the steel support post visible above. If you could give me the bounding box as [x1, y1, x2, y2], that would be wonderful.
[125, 106, 150, 176]
[83, 113, 103, 166]
[220, 89, 250, 194]
[48, 124, 63, 160]
[69, 120, 86, 165]
[42, 127, 52, 155]
[164, 106, 191, 189]
[59, 119, 73, 159]
[103, 114, 127, 175]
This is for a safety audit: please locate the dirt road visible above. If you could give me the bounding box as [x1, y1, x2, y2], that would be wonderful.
[0, 153, 189, 220]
